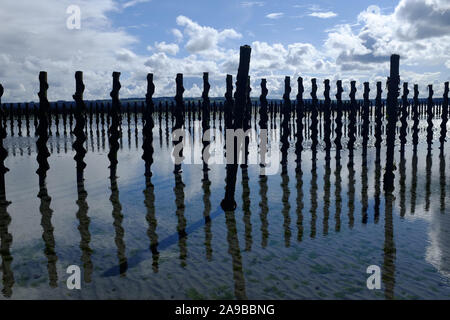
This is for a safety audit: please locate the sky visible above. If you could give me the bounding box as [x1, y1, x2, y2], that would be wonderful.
[0, 0, 449, 102]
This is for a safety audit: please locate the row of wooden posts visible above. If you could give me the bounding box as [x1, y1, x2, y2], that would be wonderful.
[0, 47, 449, 207]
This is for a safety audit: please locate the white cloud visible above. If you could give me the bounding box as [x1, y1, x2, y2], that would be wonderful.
[123, 0, 150, 9]
[154, 41, 179, 55]
[266, 12, 284, 19]
[309, 11, 337, 18]
[176, 15, 241, 57]
[171, 28, 183, 42]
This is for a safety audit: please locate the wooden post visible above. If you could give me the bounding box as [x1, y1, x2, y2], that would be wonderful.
[334, 80, 343, 160]
[142, 73, 155, 177]
[72, 71, 87, 183]
[383, 54, 400, 192]
[221, 45, 251, 211]
[439, 82, 449, 151]
[108, 72, 121, 179]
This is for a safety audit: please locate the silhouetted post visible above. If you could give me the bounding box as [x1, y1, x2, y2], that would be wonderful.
[173, 74, 185, 174]
[25, 103, 30, 136]
[36, 72, 51, 185]
[374, 82, 383, 150]
[259, 79, 268, 169]
[224, 75, 234, 130]
[108, 72, 121, 178]
[323, 79, 331, 159]
[426, 84, 434, 151]
[334, 80, 343, 160]
[142, 74, 155, 177]
[399, 82, 409, 152]
[17, 103, 22, 137]
[310, 78, 319, 159]
[439, 82, 449, 151]
[295, 77, 304, 169]
[383, 54, 400, 192]
[242, 76, 252, 167]
[362, 82, 370, 158]
[0, 84, 9, 203]
[221, 45, 251, 211]
[348, 81, 357, 162]
[281, 76, 291, 172]
[412, 85, 420, 149]
[72, 71, 87, 183]
[202, 72, 211, 173]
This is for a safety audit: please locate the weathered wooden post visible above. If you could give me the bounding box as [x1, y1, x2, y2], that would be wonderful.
[374, 82, 383, 151]
[295, 77, 304, 169]
[383, 54, 400, 192]
[224, 75, 234, 130]
[108, 72, 121, 178]
[362, 82, 370, 158]
[221, 45, 251, 211]
[334, 80, 343, 160]
[72, 71, 87, 183]
[202, 72, 211, 174]
[399, 82, 409, 152]
[173, 73, 185, 174]
[142, 73, 155, 177]
[259, 79, 268, 170]
[426, 84, 434, 151]
[310, 78, 319, 158]
[412, 85, 420, 149]
[0, 84, 9, 204]
[36, 72, 51, 184]
[348, 81, 357, 162]
[281, 76, 291, 171]
[323, 79, 331, 159]
[439, 82, 449, 151]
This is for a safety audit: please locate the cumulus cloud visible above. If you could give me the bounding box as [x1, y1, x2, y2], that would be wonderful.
[176, 15, 242, 56]
[266, 12, 284, 19]
[309, 11, 337, 18]
[0, 0, 448, 101]
[153, 41, 179, 55]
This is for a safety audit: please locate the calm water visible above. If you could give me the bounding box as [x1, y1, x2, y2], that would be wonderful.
[0, 113, 449, 300]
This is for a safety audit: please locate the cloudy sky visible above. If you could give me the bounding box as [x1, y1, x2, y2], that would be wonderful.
[0, 0, 449, 102]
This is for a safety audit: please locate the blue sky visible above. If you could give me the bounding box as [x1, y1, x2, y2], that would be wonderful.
[112, 0, 396, 56]
[0, 0, 448, 101]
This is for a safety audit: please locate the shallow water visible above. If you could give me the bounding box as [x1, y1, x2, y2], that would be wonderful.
[0, 113, 449, 300]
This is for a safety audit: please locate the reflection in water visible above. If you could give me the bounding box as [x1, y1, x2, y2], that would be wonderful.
[410, 148, 418, 215]
[374, 150, 382, 223]
[439, 153, 446, 214]
[241, 168, 253, 251]
[0, 200, 14, 298]
[309, 159, 317, 239]
[109, 177, 128, 276]
[425, 151, 432, 212]
[202, 170, 213, 261]
[258, 174, 269, 248]
[323, 158, 331, 235]
[174, 173, 187, 267]
[281, 167, 291, 246]
[383, 191, 396, 300]
[347, 156, 355, 229]
[144, 177, 159, 272]
[361, 154, 368, 224]
[38, 178, 58, 287]
[224, 210, 247, 300]
[399, 151, 406, 218]
[76, 180, 93, 283]
[334, 159, 342, 232]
